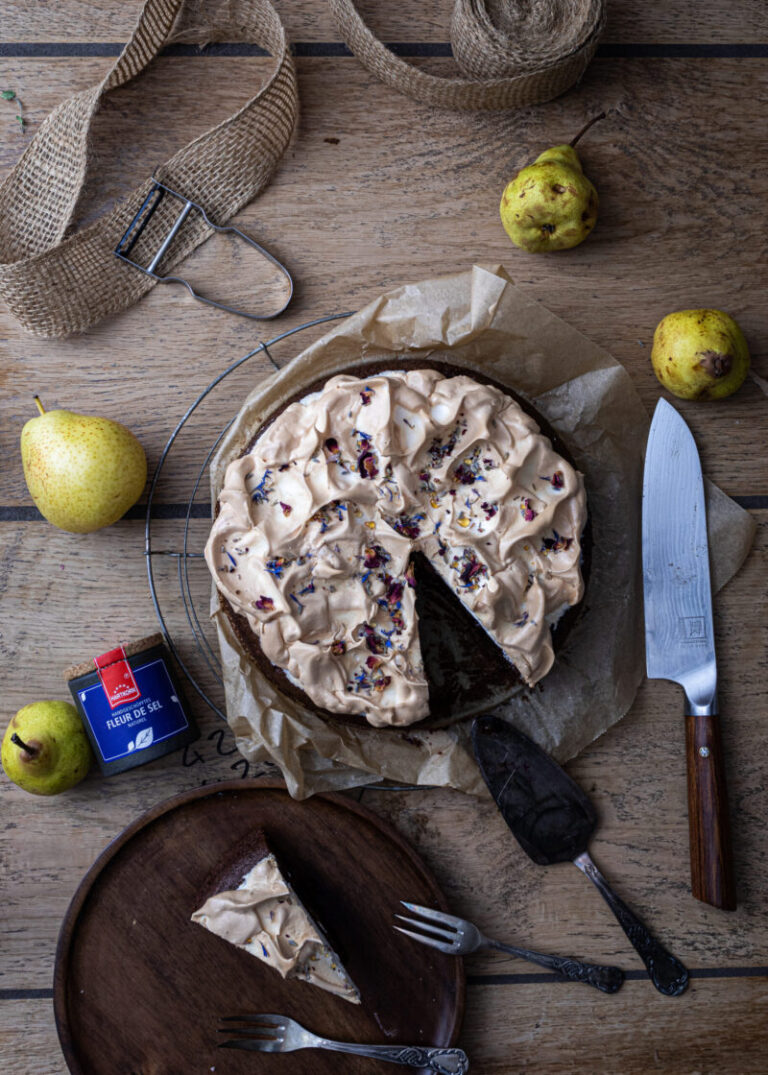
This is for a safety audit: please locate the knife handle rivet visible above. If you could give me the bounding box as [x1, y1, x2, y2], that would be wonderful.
[698, 746, 711, 758]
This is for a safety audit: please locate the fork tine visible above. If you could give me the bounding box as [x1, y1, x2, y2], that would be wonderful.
[393, 925, 457, 954]
[220, 1014, 287, 1025]
[219, 1039, 284, 1053]
[394, 914, 457, 941]
[217, 1027, 282, 1039]
[400, 901, 461, 927]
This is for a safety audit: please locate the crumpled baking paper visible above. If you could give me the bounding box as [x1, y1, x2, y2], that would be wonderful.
[208, 265, 756, 799]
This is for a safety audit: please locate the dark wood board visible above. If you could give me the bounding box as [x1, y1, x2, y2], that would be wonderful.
[53, 780, 465, 1075]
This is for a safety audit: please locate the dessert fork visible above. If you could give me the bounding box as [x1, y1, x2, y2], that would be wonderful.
[395, 902, 624, 994]
[219, 1014, 469, 1074]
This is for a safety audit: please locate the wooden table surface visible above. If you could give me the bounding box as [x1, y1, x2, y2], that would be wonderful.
[1, 2, 767, 1072]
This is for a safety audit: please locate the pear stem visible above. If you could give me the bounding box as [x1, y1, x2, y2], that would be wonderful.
[33, 395, 45, 416]
[570, 112, 607, 148]
[11, 732, 37, 757]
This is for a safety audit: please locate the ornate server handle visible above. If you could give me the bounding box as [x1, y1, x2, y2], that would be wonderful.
[321, 1039, 469, 1073]
[574, 850, 689, 997]
[487, 938, 623, 993]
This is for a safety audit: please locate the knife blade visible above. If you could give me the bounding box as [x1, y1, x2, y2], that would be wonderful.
[642, 398, 736, 910]
[472, 715, 689, 996]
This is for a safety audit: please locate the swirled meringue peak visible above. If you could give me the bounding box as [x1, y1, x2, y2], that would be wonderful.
[206, 369, 587, 727]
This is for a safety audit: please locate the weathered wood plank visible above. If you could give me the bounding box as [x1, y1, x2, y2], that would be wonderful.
[0, 515, 765, 989]
[0, 1000, 60, 1075]
[3, 959, 768, 1073]
[0, 57, 766, 504]
[2, 0, 767, 45]
[462, 977, 768, 1073]
[1, 21, 766, 1074]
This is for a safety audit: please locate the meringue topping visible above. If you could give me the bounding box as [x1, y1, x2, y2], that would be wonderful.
[206, 369, 586, 727]
[191, 852, 360, 1004]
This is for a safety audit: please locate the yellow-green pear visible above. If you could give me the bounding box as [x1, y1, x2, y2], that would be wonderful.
[2, 701, 93, 795]
[651, 309, 750, 400]
[21, 397, 147, 533]
[500, 114, 604, 253]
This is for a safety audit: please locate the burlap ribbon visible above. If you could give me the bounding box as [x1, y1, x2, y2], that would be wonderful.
[0, 0, 604, 337]
[0, 0, 298, 337]
[329, 0, 605, 110]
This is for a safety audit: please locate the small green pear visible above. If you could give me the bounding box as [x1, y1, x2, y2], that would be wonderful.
[500, 114, 604, 253]
[651, 309, 750, 400]
[21, 397, 147, 533]
[2, 701, 93, 795]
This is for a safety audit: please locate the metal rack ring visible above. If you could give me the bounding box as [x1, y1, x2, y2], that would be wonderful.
[144, 313, 350, 720]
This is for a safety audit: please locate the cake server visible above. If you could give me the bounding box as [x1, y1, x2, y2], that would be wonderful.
[471, 715, 689, 996]
[643, 398, 736, 910]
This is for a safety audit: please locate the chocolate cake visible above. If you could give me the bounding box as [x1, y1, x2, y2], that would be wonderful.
[191, 830, 360, 1004]
[206, 361, 588, 729]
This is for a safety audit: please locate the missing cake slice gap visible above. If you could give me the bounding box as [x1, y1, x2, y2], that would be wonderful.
[412, 551, 525, 719]
[191, 831, 360, 1004]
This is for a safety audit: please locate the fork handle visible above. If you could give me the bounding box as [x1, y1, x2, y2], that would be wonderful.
[320, 1040, 469, 1074]
[486, 939, 624, 993]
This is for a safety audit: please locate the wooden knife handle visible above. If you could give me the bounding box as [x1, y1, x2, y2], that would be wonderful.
[685, 713, 736, 910]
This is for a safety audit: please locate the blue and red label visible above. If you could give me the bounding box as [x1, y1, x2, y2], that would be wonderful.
[94, 646, 142, 709]
[77, 655, 190, 763]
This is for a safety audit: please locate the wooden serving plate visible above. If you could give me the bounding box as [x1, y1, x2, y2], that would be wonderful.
[53, 780, 464, 1075]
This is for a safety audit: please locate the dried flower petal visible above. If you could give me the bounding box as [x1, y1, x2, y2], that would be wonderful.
[358, 451, 378, 479]
[520, 498, 537, 522]
[364, 544, 390, 569]
[481, 501, 498, 520]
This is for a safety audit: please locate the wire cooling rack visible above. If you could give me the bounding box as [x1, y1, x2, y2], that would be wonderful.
[144, 313, 350, 720]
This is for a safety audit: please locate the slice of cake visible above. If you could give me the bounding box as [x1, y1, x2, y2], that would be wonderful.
[191, 833, 360, 1004]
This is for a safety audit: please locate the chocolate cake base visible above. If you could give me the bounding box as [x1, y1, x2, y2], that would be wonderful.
[194, 827, 355, 984]
[217, 357, 591, 731]
[197, 828, 272, 904]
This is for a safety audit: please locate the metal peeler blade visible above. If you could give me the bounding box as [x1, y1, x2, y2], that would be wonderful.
[115, 180, 293, 320]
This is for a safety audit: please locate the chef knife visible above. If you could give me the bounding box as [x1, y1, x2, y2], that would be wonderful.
[472, 714, 689, 996]
[642, 398, 736, 911]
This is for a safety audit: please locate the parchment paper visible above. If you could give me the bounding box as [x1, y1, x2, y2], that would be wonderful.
[209, 265, 756, 799]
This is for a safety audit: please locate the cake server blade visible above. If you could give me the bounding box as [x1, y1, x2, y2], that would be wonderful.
[472, 715, 689, 996]
[642, 398, 735, 910]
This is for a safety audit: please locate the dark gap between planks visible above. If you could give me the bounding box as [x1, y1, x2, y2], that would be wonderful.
[0, 501, 765, 522]
[0, 42, 767, 58]
[3, 963, 768, 1003]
